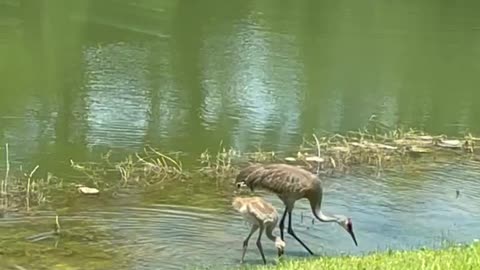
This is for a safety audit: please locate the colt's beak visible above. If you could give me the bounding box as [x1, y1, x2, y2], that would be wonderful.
[278, 248, 284, 257]
[349, 229, 358, 246]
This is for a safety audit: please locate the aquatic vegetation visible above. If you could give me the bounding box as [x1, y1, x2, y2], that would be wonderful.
[238, 242, 480, 270]
[1, 143, 64, 213]
[199, 143, 241, 180]
[0, 215, 131, 270]
[1, 119, 480, 213]
[69, 145, 186, 189]
[289, 119, 478, 176]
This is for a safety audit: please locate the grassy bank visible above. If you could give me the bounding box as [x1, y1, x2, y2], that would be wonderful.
[246, 243, 480, 270]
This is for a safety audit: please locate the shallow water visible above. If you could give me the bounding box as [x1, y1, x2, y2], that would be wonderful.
[2, 161, 480, 270]
[2, 0, 480, 269]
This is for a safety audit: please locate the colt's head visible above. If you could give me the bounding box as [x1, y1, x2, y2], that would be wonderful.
[337, 216, 358, 246]
[275, 238, 286, 257]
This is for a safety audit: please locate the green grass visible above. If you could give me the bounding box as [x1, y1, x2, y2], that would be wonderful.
[246, 243, 480, 270]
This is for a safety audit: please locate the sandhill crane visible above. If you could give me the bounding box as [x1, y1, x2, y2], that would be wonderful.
[235, 163, 358, 255]
[232, 196, 286, 264]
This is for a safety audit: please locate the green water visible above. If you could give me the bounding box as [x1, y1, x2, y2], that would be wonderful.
[1, 1, 480, 269]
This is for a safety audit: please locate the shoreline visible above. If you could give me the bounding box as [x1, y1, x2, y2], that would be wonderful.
[239, 242, 480, 270]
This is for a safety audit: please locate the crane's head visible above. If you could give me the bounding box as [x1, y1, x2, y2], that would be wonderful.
[235, 181, 247, 188]
[235, 175, 255, 192]
[337, 216, 358, 246]
[235, 176, 256, 192]
[234, 164, 265, 192]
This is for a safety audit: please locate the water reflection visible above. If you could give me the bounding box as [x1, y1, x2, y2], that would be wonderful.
[200, 13, 305, 152]
[84, 43, 150, 149]
[2, 0, 480, 163]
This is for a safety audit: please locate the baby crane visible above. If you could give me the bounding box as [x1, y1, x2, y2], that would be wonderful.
[235, 136, 358, 255]
[232, 196, 286, 264]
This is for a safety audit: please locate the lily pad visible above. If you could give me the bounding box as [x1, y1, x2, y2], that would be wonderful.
[77, 186, 100, 195]
[330, 146, 350, 152]
[436, 139, 462, 149]
[394, 139, 433, 146]
[305, 156, 325, 163]
[407, 146, 431, 153]
[350, 142, 367, 148]
[406, 135, 434, 141]
[365, 142, 397, 150]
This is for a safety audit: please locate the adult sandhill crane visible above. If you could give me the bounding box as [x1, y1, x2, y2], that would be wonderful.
[232, 196, 286, 264]
[235, 163, 358, 255]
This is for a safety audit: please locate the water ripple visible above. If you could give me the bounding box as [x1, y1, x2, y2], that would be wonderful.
[1, 161, 480, 270]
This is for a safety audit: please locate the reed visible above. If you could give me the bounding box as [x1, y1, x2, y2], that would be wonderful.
[2, 143, 10, 208]
[69, 123, 479, 188]
[25, 165, 39, 212]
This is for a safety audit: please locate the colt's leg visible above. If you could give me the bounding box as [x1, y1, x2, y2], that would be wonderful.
[241, 224, 259, 263]
[255, 225, 267, 264]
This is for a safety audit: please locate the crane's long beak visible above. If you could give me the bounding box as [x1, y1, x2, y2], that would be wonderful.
[349, 230, 358, 246]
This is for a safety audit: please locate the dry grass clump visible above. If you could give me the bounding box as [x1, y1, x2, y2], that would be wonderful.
[198, 141, 280, 181]
[1, 165, 63, 213]
[284, 118, 478, 175]
[2, 143, 66, 213]
[198, 146, 240, 179]
[3, 118, 480, 213]
[70, 146, 186, 189]
[67, 121, 479, 189]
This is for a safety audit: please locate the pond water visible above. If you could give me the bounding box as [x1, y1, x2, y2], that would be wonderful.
[1, 0, 480, 269]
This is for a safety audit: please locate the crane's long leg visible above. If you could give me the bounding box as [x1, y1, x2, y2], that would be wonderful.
[287, 211, 315, 255]
[255, 225, 267, 265]
[241, 224, 259, 263]
[278, 206, 288, 241]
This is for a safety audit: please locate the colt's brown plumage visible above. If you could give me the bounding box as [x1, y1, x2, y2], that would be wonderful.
[235, 163, 358, 255]
[232, 196, 285, 264]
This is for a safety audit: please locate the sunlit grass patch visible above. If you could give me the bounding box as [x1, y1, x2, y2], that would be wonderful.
[244, 243, 480, 270]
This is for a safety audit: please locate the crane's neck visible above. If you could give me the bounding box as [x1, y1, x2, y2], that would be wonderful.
[308, 190, 340, 224]
[314, 210, 338, 223]
[310, 199, 339, 223]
